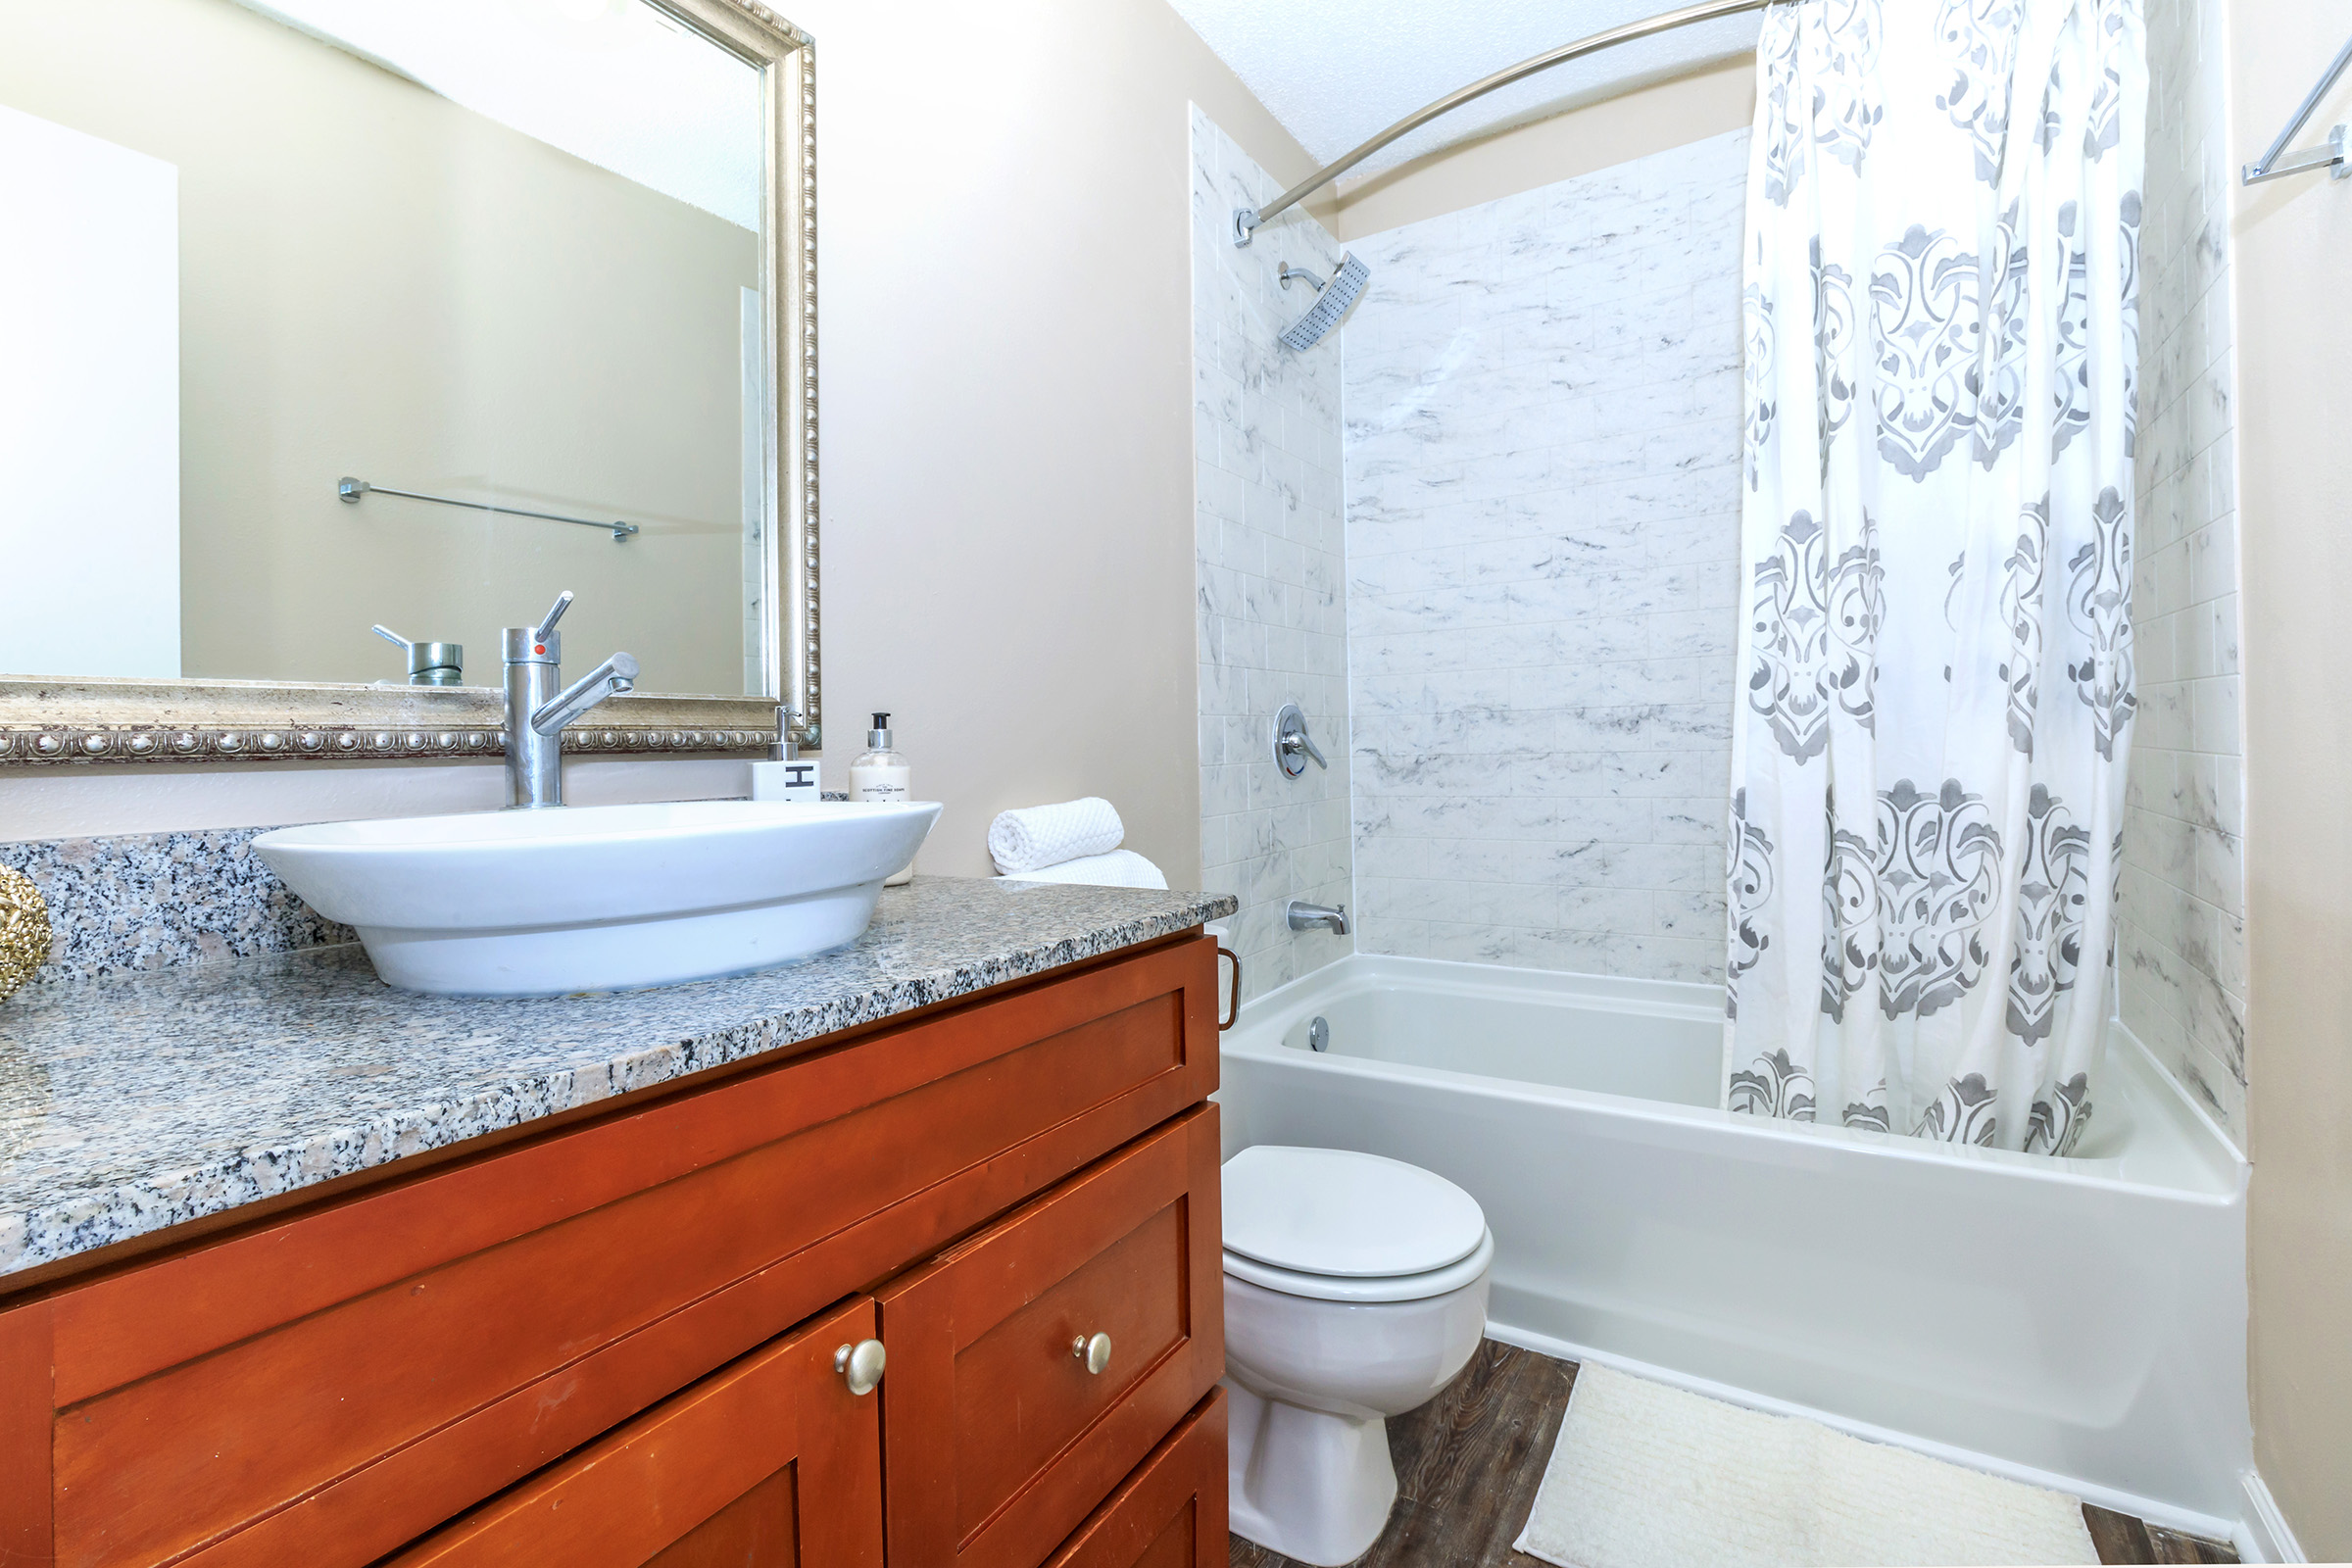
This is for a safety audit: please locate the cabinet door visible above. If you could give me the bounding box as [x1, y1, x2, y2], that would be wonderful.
[879, 1106, 1223, 1568]
[1045, 1390, 1227, 1568]
[385, 1297, 883, 1568]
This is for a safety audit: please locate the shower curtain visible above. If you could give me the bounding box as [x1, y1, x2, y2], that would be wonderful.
[1724, 0, 2144, 1154]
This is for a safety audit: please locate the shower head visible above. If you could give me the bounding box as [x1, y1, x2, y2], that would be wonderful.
[1278, 251, 1370, 351]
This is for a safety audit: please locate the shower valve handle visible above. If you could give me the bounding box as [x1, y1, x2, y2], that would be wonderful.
[1274, 704, 1326, 776]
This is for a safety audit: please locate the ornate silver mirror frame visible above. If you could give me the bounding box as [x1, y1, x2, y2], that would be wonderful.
[0, 0, 820, 767]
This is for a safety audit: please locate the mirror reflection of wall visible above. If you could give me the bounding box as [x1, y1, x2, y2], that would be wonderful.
[0, 0, 768, 696]
[0, 102, 181, 679]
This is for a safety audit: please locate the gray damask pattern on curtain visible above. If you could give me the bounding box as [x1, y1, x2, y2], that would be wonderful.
[1723, 0, 2145, 1154]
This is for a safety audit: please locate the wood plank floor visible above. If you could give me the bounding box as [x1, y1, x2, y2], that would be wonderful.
[1228, 1342, 2238, 1567]
[2082, 1504, 2242, 1565]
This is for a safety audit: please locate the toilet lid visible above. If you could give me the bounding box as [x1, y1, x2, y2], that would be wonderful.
[1221, 1146, 1487, 1279]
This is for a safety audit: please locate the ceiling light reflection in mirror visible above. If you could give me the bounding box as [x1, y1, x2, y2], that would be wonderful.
[237, 0, 760, 227]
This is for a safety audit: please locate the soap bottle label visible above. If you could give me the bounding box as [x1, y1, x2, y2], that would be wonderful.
[850, 765, 910, 803]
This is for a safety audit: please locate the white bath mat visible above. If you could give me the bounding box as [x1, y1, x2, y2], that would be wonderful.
[1513, 1365, 2098, 1568]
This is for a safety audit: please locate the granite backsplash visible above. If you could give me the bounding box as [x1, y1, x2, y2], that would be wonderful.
[0, 827, 352, 987]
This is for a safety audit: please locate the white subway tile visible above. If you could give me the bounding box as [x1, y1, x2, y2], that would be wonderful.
[2190, 675, 2240, 755]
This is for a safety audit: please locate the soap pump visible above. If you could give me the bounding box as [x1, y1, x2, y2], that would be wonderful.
[851, 712, 914, 885]
[749, 706, 821, 803]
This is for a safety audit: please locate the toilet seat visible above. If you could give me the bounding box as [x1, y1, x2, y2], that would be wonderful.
[1221, 1146, 1493, 1303]
[1223, 1226, 1494, 1302]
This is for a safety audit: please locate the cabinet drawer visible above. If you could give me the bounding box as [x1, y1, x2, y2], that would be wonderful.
[1045, 1389, 1226, 1568]
[879, 1107, 1222, 1568]
[387, 1295, 882, 1568]
[31, 937, 1216, 1568]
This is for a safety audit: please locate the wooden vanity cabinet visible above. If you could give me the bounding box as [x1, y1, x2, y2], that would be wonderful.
[0, 932, 1228, 1568]
[878, 1107, 1222, 1568]
[1045, 1389, 1228, 1568]
[386, 1296, 886, 1568]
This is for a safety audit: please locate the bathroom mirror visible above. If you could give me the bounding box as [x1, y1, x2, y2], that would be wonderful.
[0, 0, 819, 761]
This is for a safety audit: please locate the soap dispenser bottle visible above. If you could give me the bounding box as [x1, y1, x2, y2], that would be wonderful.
[851, 712, 915, 886]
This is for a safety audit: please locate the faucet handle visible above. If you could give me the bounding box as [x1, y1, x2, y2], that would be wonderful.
[372, 624, 464, 686]
[1273, 704, 1328, 776]
[534, 590, 575, 643]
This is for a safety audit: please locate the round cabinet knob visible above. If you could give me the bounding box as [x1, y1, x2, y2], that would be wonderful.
[834, 1339, 886, 1396]
[1072, 1332, 1113, 1376]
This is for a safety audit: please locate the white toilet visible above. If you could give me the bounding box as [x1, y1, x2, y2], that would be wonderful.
[1220, 1146, 1493, 1566]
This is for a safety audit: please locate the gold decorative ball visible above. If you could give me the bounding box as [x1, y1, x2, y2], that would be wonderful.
[0, 866, 49, 1003]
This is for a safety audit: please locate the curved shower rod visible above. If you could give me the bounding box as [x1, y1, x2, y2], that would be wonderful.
[1232, 0, 1772, 247]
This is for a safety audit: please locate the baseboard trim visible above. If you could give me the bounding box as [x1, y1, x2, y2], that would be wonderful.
[1485, 1317, 2247, 1547]
[2236, 1469, 2305, 1563]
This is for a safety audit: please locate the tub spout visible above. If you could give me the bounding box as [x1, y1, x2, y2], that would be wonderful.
[1288, 900, 1348, 936]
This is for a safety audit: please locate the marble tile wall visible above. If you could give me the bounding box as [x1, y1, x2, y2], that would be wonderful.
[2120, 0, 2247, 1144]
[1190, 106, 1353, 1001]
[1338, 131, 1747, 980]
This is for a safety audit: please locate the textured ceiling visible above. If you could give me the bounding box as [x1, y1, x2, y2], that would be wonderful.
[1166, 0, 1761, 179]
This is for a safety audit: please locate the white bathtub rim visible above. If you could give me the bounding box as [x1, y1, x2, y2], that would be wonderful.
[1227, 1030, 2236, 1201]
[1228, 955, 2247, 1201]
[2110, 1015, 2249, 1164]
[1254, 950, 1722, 1023]
[1482, 1317, 2256, 1555]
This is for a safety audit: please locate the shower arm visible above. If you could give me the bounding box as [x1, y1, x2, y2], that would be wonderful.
[1232, 0, 1773, 247]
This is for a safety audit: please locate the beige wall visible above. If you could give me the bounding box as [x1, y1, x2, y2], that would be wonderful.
[0, 756, 754, 840]
[0, 0, 1316, 886]
[0, 0, 757, 695]
[1327, 57, 1755, 240]
[2233, 0, 2352, 1554]
[761, 0, 1315, 882]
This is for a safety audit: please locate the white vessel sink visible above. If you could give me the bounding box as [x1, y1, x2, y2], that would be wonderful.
[254, 800, 942, 998]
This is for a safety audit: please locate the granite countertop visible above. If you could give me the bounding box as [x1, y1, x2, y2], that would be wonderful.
[0, 877, 1236, 1281]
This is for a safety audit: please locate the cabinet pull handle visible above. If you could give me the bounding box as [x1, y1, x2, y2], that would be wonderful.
[835, 1339, 887, 1396]
[1072, 1331, 1113, 1375]
[1216, 947, 1242, 1031]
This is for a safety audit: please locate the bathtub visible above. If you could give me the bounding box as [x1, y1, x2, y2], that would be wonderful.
[1216, 954, 2253, 1544]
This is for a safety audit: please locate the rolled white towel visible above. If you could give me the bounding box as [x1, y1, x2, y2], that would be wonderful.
[999, 850, 1168, 890]
[988, 797, 1124, 874]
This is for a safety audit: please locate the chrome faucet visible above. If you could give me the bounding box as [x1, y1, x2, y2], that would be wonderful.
[504, 590, 639, 808]
[1288, 900, 1349, 935]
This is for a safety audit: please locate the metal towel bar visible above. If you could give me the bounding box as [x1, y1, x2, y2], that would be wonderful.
[2243, 31, 2352, 185]
[338, 476, 640, 542]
